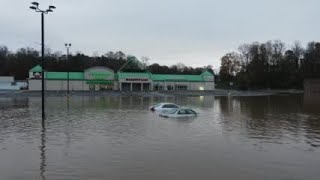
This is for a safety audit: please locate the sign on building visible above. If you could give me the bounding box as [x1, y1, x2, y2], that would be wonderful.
[84, 67, 114, 80]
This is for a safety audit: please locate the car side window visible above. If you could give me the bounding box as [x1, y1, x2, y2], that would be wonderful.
[168, 104, 178, 108]
[163, 104, 178, 108]
[163, 105, 170, 108]
[178, 110, 187, 114]
[186, 110, 196, 114]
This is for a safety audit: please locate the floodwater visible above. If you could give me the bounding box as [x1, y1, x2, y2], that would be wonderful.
[0, 95, 320, 180]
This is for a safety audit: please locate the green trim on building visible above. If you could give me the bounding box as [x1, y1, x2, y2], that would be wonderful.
[29, 65, 214, 83]
[86, 80, 114, 84]
[151, 74, 204, 82]
[46, 79, 84, 81]
[117, 72, 151, 79]
[118, 56, 147, 72]
[45, 72, 84, 80]
[30, 65, 42, 72]
[201, 70, 214, 76]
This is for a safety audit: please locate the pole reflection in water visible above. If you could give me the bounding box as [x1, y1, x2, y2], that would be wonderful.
[67, 96, 70, 113]
[40, 124, 47, 180]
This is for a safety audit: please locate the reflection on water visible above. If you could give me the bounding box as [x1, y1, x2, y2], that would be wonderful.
[40, 126, 46, 180]
[0, 95, 320, 180]
[303, 94, 320, 114]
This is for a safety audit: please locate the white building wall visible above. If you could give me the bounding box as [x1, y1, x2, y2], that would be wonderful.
[0, 83, 20, 90]
[28, 79, 89, 91]
[29, 79, 215, 91]
[190, 82, 205, 90]
[0, 76, 20, 90]
[153, 82, 209, 91]
[152, 82, 209, 91]
[0, 76, 14, 82]
[82, 82, 90, 91]
[29, 72, 34, 79]
[70, 81, 87, 91]
[28, 79, 42, 90]
[113, 82, 119, 90]
[46, 80, 66, 90]
[47, 80, 88, 91]
[204, 82, 215, 90]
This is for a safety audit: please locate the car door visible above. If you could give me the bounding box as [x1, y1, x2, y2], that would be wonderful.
[177, 109, 191, 117]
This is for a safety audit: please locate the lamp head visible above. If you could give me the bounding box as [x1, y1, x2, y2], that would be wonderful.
[49, 5, 56, 9]
[46, 9, 53, 12]
[31, 2, 39, 7]
[30, 6, 37, 10]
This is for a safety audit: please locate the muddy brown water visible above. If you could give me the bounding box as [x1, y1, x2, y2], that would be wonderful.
[0, 95, 319, 180]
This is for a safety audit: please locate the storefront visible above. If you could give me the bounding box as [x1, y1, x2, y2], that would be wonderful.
[85, 67, 115, 91]
[150, 71, 215, 91]
[28, 64, 215, 91]
[28, 66, 116, 91]
[117, 72, 152, 91]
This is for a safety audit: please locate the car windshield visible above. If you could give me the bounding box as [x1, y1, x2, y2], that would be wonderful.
[153, 103, 162, 108]
[165, 109, 178, 114]
[163, 104, 178, 108]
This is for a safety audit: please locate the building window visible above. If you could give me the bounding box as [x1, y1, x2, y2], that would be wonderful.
[89, 85, 95, 91]
[167, 85, 174, 91]
[175, 85, 188, 91]
[154, 84, 164, 91]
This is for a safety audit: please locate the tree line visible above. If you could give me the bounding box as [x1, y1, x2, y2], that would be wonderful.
[219, 40, 320, 90]
[0, 46, 213, 80]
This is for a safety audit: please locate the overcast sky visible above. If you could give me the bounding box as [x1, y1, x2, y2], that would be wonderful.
[1, 0, 320, 68]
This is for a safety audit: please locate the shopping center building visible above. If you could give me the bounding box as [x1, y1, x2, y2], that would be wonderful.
[28, 59, 215, 91]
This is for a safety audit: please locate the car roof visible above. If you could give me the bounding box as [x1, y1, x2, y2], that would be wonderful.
[177, 108, 193, 110]
[157, 102, 178, 105]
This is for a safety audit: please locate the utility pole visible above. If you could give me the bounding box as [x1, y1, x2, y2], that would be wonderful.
[65, 43, 72, 94]
[30, 2, 56, 123]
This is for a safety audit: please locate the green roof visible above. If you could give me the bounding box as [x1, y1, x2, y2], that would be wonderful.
[201, 70, 213, 76]
[45, 72, 84, 80]
[117, 72, 151, 79]
[30, 65, 42, 72]
[119, 56, 146, 72]
[151, 74, 204, 82]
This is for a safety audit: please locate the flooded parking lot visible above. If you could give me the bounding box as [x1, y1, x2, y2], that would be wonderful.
[0, 95, 319, 180]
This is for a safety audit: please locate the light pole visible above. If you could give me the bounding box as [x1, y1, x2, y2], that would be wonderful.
[65, 43, 72, 94]
[30, 2, 56, 122]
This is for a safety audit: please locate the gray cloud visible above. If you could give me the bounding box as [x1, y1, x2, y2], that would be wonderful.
[1, 0, 320, 68]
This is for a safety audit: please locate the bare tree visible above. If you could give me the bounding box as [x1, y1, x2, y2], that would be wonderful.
[115, 51, 126, 60]
[176, 62, 186, 72]
[292, 41, 305, 67]
[141, 56, 150, 69]
[92, 51, 99, 58]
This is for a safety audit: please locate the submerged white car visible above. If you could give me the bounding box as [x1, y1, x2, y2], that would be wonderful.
[159, 108, 197, 118]
[150, 103, 180, 111]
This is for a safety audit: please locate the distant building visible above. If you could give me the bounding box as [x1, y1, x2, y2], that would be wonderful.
[304, 79, 320, 96]
[0, 76, 27, 90]
[28, 59, 215, 91]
